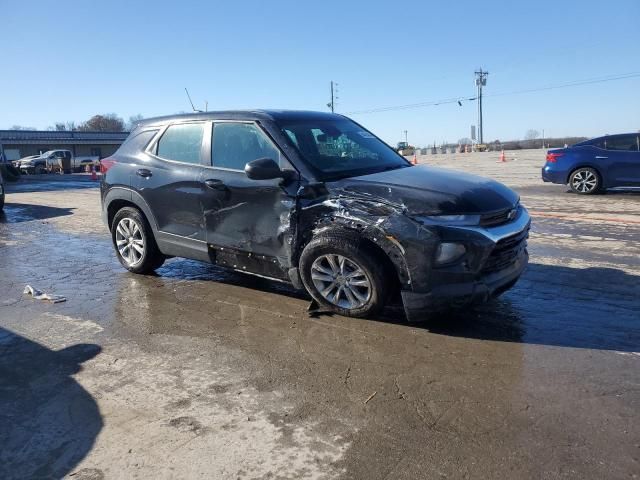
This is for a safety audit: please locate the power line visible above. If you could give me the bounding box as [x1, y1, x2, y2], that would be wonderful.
[344, 71, 640, 115]
[345, 96, 476, 115]
[487, 72, 640, 98]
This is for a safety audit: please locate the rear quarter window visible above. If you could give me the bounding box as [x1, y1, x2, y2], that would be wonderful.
[117, 129, 159, 155]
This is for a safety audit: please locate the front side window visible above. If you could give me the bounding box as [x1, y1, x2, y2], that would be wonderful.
[156, 123, 204, 164]
[605, 135, 639, 152]
[278, 118, 409, 180]
[211, 123, 280, 170]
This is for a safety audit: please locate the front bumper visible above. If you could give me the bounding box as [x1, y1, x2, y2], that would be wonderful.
[400, 208, 531, 322]
[401, 248, 527, 321]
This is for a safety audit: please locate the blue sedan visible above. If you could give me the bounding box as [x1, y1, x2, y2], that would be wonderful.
[542, 133, 640, 194]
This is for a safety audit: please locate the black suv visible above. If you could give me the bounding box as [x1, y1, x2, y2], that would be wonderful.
[101, 111, 530, 321]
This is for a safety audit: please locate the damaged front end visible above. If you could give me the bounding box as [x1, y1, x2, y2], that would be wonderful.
[294, 170, 531, 322]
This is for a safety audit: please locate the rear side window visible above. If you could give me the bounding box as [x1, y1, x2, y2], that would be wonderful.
[156, 123, 205, 164]
[117, 129, 158, 155]
[212, 123, 280, 170]
[605, 135, 639, 151]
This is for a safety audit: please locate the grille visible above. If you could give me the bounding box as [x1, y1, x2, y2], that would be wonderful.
[480, 207, 517, 227]
[482, 228, 529, 274]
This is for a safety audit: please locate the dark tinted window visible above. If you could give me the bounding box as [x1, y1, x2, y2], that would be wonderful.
[278, 118, 408, 180]
[212, 123, 280, 170]
[156, 123, 204, 164]
[605, 135, 639, 151]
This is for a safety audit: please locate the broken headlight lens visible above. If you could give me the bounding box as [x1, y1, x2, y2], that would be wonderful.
[434, 242, 467, 265]
[417, 214, 481, 226]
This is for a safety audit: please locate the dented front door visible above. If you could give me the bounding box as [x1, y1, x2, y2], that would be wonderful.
[202, 122, 298, 274]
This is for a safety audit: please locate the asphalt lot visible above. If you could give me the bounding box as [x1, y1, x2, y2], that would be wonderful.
[0, 150, 638, 479]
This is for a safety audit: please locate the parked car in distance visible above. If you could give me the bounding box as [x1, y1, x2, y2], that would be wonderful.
[12, 155, 40, 169]
[101, 110, 530, 321]
[18, 150, 99, 174]
[542, 133, 640, 194]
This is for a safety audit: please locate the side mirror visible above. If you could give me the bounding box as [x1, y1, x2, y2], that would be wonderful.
[244, 157, 282, 180]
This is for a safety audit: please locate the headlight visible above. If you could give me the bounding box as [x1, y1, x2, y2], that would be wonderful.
[435, 242, 466, 265]
[417, 214, 480, 226]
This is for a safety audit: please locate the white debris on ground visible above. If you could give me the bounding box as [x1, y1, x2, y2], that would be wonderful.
[23, 285, 66, 303]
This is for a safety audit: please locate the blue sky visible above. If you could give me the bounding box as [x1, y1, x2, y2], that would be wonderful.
[2, 0, 639, 145]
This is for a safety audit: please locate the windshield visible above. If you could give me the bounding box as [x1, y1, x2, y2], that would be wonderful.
[278, 118, 409, 180]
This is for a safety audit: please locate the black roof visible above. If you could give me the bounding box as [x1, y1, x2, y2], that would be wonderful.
[137, 110, 346, 128]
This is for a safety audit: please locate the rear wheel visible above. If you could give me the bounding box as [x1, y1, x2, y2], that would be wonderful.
[569, 167, 601, 195]
[299, 234, 389, 318]
[111, 207, 165, 273]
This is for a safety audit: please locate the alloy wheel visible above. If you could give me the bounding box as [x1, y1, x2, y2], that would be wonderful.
[115, 217, 145, 266]
[310, 254, 371, 309]
[572, 170, 598, 193]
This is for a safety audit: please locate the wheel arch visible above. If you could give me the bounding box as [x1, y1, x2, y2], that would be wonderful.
[297, 224, 410, 294]
[104, 188, 159, 233]
[566, 163, 603, 185]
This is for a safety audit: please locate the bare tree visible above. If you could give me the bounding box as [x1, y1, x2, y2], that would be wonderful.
[54, 122, 67, 131]
[458, 137, 472, 145]
[9, 125, 36, 130]
[127, 114, 144, 131]
[525, 129, 540, 140]
[77, 114, 125, 132]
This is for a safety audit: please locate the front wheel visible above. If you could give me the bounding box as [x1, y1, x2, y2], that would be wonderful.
[299, 234, 389, 318]
[569, 167, 601, 195]
[111, 207, 165, 273]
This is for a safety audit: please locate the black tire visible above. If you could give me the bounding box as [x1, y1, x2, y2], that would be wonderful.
[299, 233, 389, 318]
[0, 193, 4, 212]
[569, 167, 601, 195]
[111, 206, 165, 274]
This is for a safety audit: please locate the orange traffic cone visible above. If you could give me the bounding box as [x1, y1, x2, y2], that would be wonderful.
[498, 150, 506, 163]
[90, 165, 98, 181]
[412, 152, 418, 165]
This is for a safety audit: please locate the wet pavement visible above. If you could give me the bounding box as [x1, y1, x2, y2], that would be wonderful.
[0, 155, 638, 479]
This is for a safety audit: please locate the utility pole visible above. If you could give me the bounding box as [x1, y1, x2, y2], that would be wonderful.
[474, 69, 489, 144]
[404, 130, 408, 144]
[327, 81, 336, 113]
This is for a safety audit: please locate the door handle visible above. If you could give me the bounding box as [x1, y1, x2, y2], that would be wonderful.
[136, 168, 152, 178]
[595, 156, 608, 159]
[204, 178, 226, 190]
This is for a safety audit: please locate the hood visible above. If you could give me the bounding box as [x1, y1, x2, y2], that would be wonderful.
[326, 165, 519, 215]
[19, 156, 44, 164]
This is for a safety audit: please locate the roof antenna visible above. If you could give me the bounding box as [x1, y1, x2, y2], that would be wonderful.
[184, 87, 203, 113]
